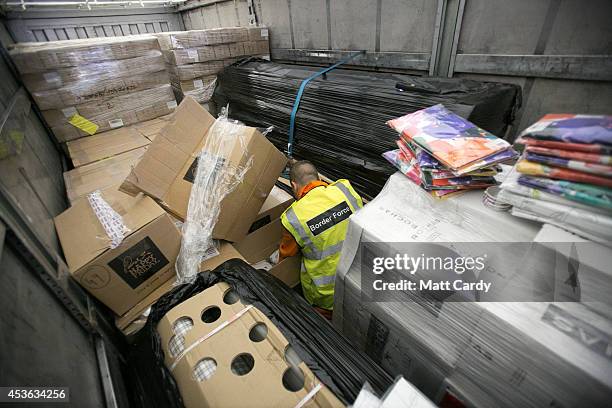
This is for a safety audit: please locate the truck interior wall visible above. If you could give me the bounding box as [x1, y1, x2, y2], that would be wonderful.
[181, 0, 612, 140]
[4, 7, 184, 42]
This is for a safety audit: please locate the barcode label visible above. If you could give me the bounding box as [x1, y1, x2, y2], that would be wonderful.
[187, 49, 199, 62]
[261, 28, 269, 38]
[43, 72, 60, 83]
[193, 79, 204, 89]
[167, 100, 178, 109]
[109, 118, 124, 128]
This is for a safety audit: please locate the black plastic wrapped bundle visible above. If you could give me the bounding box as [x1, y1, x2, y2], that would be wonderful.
[126, 258, 393, 408]
[213, 59, 522, 199]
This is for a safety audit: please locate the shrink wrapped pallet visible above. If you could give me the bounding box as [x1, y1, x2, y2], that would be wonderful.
[155, 27, 249, 50]
[10, 36, 177, 142]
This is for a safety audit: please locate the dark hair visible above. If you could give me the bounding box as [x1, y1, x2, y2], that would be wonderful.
[289, 160, 319, 186]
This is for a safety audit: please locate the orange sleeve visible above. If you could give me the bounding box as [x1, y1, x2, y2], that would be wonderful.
[279, 227, 300, 260]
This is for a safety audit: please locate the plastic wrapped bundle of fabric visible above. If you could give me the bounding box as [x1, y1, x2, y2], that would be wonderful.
[213, 59, 522, 198]
[126, 258, 393, 408]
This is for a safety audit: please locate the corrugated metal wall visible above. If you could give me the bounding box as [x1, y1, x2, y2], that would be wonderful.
[5, 7, 184, 42]
[180, 0, 612, 138]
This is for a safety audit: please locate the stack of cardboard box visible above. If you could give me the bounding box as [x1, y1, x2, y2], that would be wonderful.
[9, 35, 177, 142]
[53, 96, 297, 337]
[155, 27, 269, 105]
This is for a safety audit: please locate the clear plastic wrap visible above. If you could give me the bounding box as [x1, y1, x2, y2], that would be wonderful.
[172, 76, 217, 104]
[155, 27, 249, 50]
[333, 172, 612, 407]
[20, 50, 166, 92]
[31, 69, 170, 110]
[48, 84, 177, 142]
[168, 61, 225, 81]
[175, 108, 253, 284]
[8, 35, 160, 74]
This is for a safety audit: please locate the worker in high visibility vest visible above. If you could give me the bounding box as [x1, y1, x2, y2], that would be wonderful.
[279, 160, 363, 318]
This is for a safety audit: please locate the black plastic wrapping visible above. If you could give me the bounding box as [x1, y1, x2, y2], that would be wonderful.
[127, 258, 393, 407]
[213, 59, 522, 199]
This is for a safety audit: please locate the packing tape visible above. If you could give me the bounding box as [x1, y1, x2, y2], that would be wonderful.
[69, 114, 99, 135]
[294, 382, 323, 408]
[169, 304, 254, 371]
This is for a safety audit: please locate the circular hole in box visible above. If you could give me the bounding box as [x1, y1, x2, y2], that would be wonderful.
[282, 366, 305, 392]
[231, 353, 255, 376]
[249, 322, 268, 342]
[193, 358, 217, 381]
[223, 289, 240, 305]
[284, 345, 302, 367]
[201, 306, 221, 323]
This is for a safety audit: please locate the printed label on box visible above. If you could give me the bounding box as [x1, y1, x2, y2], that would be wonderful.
[107, 236, 169, 289]
[109, 118, 124, 128]
[69, 114, 99, 135]
[62, 107, 78, 118]
[187, 49, 199, 62]
[261, 28, 269, 38]
[193, 79, 204, 89]
[43, 72, 61, 83]
[167, 100, 178, 109]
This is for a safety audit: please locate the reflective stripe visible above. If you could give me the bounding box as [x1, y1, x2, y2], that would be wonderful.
[285, 207, 315, 251]
[302, 240, 344, 261]
[334, 182, 362, 210]
[312, 274, 336, 286]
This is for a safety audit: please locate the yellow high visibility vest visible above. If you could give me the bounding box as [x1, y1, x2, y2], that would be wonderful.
[281, 179, 363, 310]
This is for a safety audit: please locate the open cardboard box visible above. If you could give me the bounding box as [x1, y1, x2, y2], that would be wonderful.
[120, 96, 287, 242]
[157, 282, 342, 408]
[235, 217, 301, 288]
[54, 188, 181, 315]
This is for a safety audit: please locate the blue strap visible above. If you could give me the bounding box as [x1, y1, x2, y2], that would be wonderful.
[286, 50, 365, 156]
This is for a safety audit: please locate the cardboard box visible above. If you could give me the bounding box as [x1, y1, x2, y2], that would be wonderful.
[157, 283, 343, 408]
[54, 189, 182, 315]
[121, 97, 287, 242]
[155, 27, 249, 50]
[249, 184, 293, 233]
[66, 126, 151, 167]
[50, 85, 177, 142]
[116, 241, 245, 335]
[20, 50, 166, 93]
[64, 146, 146, 205]
[41, 84, 175, 129]
[449, 302, 612, 407]
[132, 114, 173, 142]
[168, 61, 224, 81]
[247, 27, 269, 42]
[228, 42, 245, 58]
[9, 35, 160, 74]
[235, 218, 300, 288]
[31, 70, 170, 110]
[161, 44, 234, 65]
[170, 75, 217, 94]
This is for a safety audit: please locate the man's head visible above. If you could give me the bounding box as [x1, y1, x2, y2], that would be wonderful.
[289, 160, 319, 196]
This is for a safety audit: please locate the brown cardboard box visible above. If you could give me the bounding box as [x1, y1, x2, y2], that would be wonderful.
[66, 126, 150, 167]
[8, 35, 161, 74]
[20, 50, 166, 93]
[155, 28, 249, 50]
[54, 189, 181, 315]
[235, 218, 300, 288]
[50, 84, 177, 142]
[116, 241, 244, 335]
[247, 27, 269, 42]
[121, 97, 287, 242]
[64, 146, 146, 205]
[169, 75, 217, 94]
[168, 61, 224, 81]
[228, 42, 245, 58]
[32, 70, 170, 110]
[248, 185, 294, 233]
[132, 114, 173, 142]
[157, 283, 343, 408]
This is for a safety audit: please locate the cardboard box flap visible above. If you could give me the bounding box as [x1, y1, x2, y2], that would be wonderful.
[55, 188, 166, 272]
[234, 218, 283, 264]
[121, 97, 215, 199]
[66, 126, 150, 167]
[259, 185, 293, 214]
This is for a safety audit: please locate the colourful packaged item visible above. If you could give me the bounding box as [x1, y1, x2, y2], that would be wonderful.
[388, 104, 512, 173]
[518, 175, 612, 211]
[525, 152, 612, 177]
[526, 146, 612, 165]
[518, 114, 612, 146]
[515, 137, 612, 154]
[516, 160, 612, 188]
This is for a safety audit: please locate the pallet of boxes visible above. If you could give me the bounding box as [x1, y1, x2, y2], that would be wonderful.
[155, 26, 269, 109]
